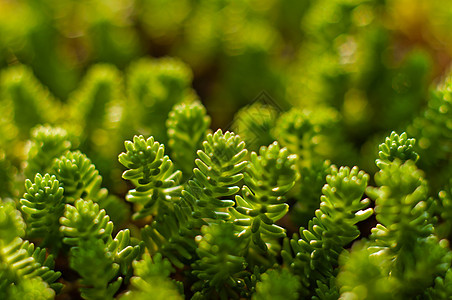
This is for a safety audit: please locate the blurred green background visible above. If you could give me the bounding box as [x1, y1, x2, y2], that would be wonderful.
[2, 0, 451, 116]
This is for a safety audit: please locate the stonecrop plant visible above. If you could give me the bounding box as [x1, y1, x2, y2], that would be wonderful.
[1, 24, 452, 298]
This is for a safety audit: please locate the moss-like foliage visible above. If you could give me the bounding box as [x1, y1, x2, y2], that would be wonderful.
[6, 277, 56, 300]
[52, 150, 107, 204]
[20, 173, 65, 248]
[230, 142, 299, 252]
[24, 125, 72, 180]
[428, 268, 452, 299]
[182, 129, 248, 223]
[60, 199, 114, 246]
[192, 222, 248, 299]
[121, 253, 183, 300]
[337, 240, 398, 300]
[339, 161, 450, 299]
[368, 160, 434, 250]
[60, 199, 141, 299]
[0, 56, 450, 298]
[2, 3, 452, 298]
[337, 132, 451, 299]
[167, 100, 211, 178]
[70, 237, 123, 300]
[140, 205, 197, 269]
[376, 131, 419, 169]
[282, 166, 372, 298]
[252, 269, 301, 300]
[1, 121, 451, 299]
[118, 135, 182, 219]
[0, 202, 62, 298]
[140, 129, 248, 270]
[272, 107, 342, 228]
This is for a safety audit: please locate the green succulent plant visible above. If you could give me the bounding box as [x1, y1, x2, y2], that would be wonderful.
[0, 13, 450, 297]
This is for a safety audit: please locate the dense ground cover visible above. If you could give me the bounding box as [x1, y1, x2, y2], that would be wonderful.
[0, 0, 452, 299]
